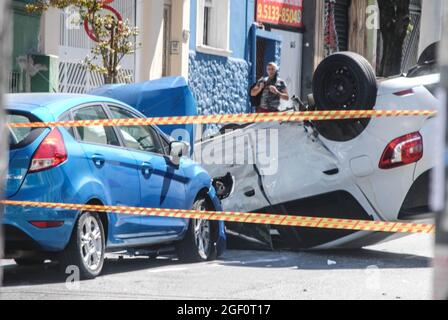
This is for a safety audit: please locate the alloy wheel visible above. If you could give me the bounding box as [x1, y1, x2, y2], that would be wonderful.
[193, 210, 211, 260]
[79, 215, 103, 272]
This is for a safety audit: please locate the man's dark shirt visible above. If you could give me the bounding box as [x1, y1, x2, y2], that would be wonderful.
[257, 76, 287, 111]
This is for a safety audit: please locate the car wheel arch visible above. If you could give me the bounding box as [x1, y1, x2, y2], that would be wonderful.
[69, 198, 109, 245]
[195, 188, 216, 210]
[184, 189, 221, 251]
[183, 188, 216, 229]
[86, 198, 109, 242]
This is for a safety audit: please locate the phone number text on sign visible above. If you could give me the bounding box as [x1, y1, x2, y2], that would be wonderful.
[256, 0, 303, 28]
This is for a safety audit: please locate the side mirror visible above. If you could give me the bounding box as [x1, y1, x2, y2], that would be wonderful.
[169, 141, 190, 166]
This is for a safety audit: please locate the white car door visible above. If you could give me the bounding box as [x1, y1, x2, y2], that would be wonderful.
[254, 122, 341, 207]
[194, 124, 272, 213]
[195, 121, 341, 214]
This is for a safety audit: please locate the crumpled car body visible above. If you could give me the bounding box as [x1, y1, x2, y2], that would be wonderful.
[195, 72, 439, 250]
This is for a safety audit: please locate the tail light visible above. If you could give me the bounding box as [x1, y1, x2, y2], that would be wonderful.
[393, 88, 414, 96]
[29, 128, 67, 173]
[379, 132, 423, 169]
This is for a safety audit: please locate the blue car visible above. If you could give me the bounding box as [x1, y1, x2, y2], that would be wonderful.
[3, 93, 226, 279]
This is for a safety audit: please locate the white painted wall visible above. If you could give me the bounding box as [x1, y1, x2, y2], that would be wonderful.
[419, 0, 445, 55]
[136, 0, 164, 81]
[275, 29, 303, 99]
[136, 0, 190, 82]
[170, 0, 190, 79]
[40, 0, 190, 85]
[39, 8, 60, 56]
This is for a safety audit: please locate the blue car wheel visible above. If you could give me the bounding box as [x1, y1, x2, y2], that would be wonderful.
[59, 212, 106, 279]
[175, 198, 219, 262]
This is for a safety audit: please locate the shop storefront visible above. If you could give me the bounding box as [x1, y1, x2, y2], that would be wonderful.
[255, 0, 304, 103]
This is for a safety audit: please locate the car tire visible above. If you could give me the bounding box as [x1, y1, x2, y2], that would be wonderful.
[175, 198, 219, 262]
[59, 212, 105, 279]
[14, 258, 46, 266]
[312, 52, 377, 141]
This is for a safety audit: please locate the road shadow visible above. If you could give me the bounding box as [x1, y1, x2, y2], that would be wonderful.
[0, 248, 432, 288]
[217, 249, 432, 270]
[0, 254, 182, 288]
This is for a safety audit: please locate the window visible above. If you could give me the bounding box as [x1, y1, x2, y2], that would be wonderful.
[73, 106, 120, 146]
[108, 106, 165, 155]
[60, 113, 75, 138]
[196, 0, 231, 56]
[8, 114, 32, 147]
[159, 134, 170, 155]
[7, 114, 44, 149]
[203, 1, 212, 46]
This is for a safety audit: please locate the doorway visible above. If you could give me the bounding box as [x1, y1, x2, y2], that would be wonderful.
[256, 37, 278, 81]
[274, 29, 303, 98]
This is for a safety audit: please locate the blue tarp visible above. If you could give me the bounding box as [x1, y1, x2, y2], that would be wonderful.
[90, 77, 197, 147]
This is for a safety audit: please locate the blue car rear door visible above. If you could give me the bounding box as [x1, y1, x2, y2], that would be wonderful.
[70, 104, 142, 242]
[106, 105, 189, 238]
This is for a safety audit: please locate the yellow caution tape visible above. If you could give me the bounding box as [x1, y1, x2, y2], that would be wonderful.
[0, 200, 435, 235]
[7, 110, 437, 128]
[3, 109, 437, 235]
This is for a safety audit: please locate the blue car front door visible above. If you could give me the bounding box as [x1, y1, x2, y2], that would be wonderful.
[70, 105, 142, 243]
[107, 105, 189, 239]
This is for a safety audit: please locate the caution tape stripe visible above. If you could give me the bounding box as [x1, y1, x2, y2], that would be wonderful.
[0, 200, 435, 235]
[6, 110, 437, 128]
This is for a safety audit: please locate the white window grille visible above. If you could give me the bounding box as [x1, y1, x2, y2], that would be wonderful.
[58, 0, 137, 93]
[8, 71, 20, 93]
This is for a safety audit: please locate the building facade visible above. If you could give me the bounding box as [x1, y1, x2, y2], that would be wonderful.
[189, 0, 306, 118]
[135, 0, 191, 82]
[8, 0, 303, 120]
[188, 0, 254, 117]
[419, 0, 445, 55]
[10, 0, 51, 93]
[253, 0, 304, 101]
[10, 0, 192, 94]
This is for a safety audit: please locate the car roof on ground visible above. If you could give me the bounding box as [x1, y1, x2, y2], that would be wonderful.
[5, 93, 130, 121]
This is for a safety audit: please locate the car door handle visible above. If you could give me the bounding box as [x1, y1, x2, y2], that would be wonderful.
[323, 168, 339, 176]
[141, 162, 154, 177]
[244, 188, 256, 197]
[91, 154, 105, 167]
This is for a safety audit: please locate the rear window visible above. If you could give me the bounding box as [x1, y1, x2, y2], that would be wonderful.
[7, 113, 45, 149]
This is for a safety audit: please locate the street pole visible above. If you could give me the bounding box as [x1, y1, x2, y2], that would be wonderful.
[0, 0, 12, 287]
[434, 2, 448, 301]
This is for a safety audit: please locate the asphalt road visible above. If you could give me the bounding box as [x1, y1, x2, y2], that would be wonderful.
[0, 234, 434, 300]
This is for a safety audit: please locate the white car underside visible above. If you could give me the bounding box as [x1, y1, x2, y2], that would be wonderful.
[195, 72, 439, 250]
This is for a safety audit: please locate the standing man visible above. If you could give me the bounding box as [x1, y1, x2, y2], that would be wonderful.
[250, 62, 289, 113]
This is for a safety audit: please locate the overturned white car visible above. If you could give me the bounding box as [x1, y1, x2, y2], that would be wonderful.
[195, 50, 439, 250]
